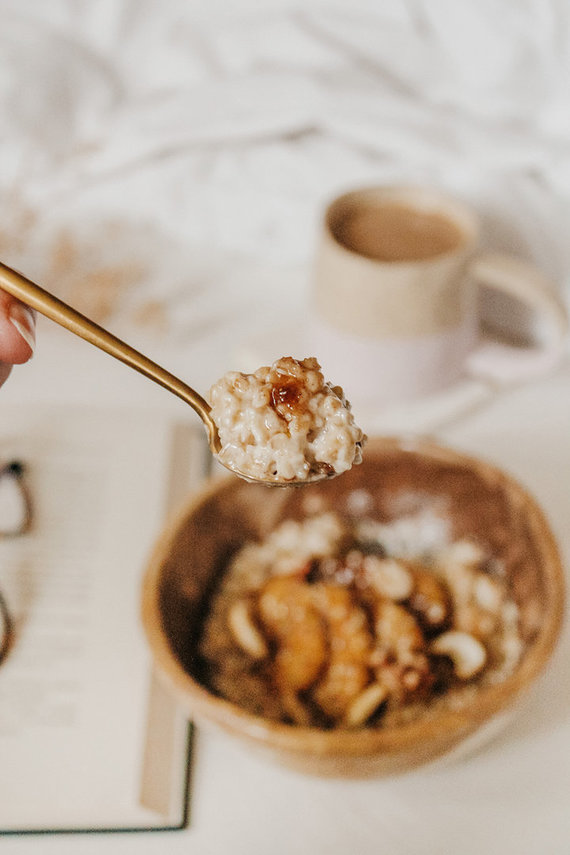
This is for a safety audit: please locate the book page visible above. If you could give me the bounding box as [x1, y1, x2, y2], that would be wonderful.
[0, 405, 206, 832]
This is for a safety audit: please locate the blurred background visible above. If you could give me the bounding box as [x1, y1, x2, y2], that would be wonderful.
[1, 0, 569, 394]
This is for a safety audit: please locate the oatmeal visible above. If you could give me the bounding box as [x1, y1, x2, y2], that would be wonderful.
[208, 357, 365, 482]
[198, 512, 523, 729]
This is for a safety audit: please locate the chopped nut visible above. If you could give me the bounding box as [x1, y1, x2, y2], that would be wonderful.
[430, 630, 487, 680]
[343, 682, 388, 728]
[227, 599, 268, 660]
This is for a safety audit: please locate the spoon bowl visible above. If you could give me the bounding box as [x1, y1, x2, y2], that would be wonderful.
[223, 463, 340, 487]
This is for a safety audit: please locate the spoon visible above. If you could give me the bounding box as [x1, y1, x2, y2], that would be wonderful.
[0, 262, 333, 486]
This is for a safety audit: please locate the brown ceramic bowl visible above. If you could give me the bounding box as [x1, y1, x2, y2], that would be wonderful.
[141, 437, 564, 777]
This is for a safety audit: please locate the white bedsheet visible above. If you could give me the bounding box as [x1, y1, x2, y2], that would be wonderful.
[0, 0, 569, 395]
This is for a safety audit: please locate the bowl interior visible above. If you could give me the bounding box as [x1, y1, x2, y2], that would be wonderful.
[143, 437, 564, 772]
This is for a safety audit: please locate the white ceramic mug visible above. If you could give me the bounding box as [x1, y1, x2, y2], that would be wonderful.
[311, 185, 568, 409]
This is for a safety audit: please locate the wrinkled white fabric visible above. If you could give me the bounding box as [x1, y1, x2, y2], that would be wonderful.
[0, 0, 569, 394]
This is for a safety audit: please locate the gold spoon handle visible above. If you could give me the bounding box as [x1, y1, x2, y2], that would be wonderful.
[0, 262, 219, 449]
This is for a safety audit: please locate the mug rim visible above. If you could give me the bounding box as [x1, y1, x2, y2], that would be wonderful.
[324, 184, 480, 266]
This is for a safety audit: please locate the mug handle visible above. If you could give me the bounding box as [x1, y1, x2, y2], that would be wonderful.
[465, 252, 568, 384]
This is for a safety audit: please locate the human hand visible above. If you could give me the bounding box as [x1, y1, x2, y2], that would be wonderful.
[0, 292, 36, 387]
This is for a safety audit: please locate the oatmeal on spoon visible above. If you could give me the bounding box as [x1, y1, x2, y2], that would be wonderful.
[209, 356, 365, 484]
[0, 263, 365, 486]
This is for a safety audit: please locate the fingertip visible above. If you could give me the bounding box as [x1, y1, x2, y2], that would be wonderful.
[8, 303, 36, 361]
[0, 296, 36, 364]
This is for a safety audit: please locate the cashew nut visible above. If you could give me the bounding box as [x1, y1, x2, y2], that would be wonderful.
[430, 630, 487, 680]
[227, 599, 268, 659]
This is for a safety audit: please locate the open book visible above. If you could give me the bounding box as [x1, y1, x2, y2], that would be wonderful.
[0, 403, 209, 833]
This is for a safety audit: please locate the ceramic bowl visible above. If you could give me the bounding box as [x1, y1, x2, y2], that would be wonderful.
[141, 436, 564, 777]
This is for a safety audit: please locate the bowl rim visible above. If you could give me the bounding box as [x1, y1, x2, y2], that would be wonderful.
[141, 436, 565, 758]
